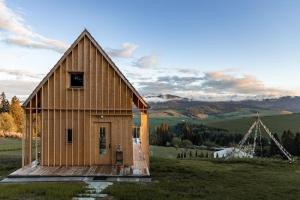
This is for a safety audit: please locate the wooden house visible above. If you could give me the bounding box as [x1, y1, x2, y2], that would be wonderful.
[17, 30, 150, 177]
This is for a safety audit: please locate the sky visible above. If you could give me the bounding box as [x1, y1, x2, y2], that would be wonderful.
[0, 0, 300, 101]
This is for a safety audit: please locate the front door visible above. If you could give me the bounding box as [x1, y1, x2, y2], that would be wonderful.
[95, 122, 111, 165]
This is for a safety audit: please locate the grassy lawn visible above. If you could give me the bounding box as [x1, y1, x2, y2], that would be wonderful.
[1, 138, 300, 200]
[0, 182, 85, 200]
[105, 157, 300, 200]
[0, 137, 86, 200]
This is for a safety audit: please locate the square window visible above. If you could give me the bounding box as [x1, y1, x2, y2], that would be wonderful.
[70, 73, 84, 87]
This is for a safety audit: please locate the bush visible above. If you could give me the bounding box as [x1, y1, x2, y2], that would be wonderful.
[171, 137, 181, 149]
[181, 139, 193, 149]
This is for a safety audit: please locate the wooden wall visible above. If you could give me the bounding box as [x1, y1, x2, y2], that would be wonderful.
[22, 34, 144, 167]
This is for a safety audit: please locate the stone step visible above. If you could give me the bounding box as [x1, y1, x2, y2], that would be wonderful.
[72, 197, 95, 200]
[77, 193, 108, 198]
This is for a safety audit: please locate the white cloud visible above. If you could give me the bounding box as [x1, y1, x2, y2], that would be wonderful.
[0, 79, 38, 101]
[108, 43, 138, 58]
[0, 0, 68, 53]
[201, 70, 297, 97]
[132, 68, 299, 100]
[134, 54, 158, 68]
[0, 67, 44, 79]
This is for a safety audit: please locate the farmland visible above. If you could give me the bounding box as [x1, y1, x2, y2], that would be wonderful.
[206, 113, 300, 135]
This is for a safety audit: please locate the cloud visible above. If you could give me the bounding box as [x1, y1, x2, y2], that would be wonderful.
[107, 43, 138, 58]
[201, 70, 296, 96]
[133, 69, 298, 100]
[134, 54, 158, 68]
[0, 0, 68, 53]
[0, 79, 38, 100]
[0, 67, 44, 79]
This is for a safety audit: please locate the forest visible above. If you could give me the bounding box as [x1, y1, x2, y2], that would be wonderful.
[0, 92, 23, 138]
[152, 122, 300, 157]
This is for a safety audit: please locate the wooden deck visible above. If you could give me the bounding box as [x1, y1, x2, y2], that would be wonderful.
[9, 140, 149, 178]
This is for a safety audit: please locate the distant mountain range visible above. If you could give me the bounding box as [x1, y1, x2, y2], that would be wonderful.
[147, 95, 300, 119]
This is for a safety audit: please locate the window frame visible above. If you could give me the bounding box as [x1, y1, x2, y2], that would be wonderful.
[99, 127, 107, 155]
[67, 129, 73, 144]
[69, 72, 84, 88]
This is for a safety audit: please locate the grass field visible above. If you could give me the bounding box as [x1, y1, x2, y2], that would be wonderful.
[150, 145, 211, 159]
[148, 112, 300, 137]
[105, 157, 300, 200]
[1, 139, 300, 199]
[207, 113, 300, 135]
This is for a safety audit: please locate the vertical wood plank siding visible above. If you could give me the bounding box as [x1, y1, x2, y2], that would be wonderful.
[22, 31, 148, 167]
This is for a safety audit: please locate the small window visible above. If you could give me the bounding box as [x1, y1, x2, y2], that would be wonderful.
[70, 72, 84, 87]
[67, 129, 73, 144]
[99, 127, 106, 154]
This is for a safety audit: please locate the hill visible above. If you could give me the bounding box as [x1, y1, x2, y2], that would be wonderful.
[148, 96, 300, 120]
[206, 113, 300, 135]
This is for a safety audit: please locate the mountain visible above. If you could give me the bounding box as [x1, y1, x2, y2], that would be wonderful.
[148, 95, 300, 120]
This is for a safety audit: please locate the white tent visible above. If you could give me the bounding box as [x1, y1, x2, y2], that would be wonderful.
[213, 147, 253, 158]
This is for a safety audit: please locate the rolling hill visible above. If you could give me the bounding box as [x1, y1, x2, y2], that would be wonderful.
[206, 113, 300, 135]
[145, 95, 300, 134]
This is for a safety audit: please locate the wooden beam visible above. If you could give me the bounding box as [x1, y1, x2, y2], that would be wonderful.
[41, 86, 44, 166]
[83, 36, 86, 165]
[29, 100, 32, 164]
[47, 80, 49, 166]
[89, 41, 92, 166]
[101, 55, 104, 114]
[59, 65, 62, 166]
[53, 71, 56, 165]
[65, 60, 68, 167]
[77, 44, 80, 166]
[71, 51, 74, 166]
[107, 62, 109, 114]
[22, 108, 25, 167]
[114, 70, 116, 114]
[35, 94, 38, 162]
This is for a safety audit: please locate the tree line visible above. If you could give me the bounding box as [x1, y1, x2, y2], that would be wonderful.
[152, 122, 244, 148]
[0, 92, 23, 137]
[152, 122, 300, 157]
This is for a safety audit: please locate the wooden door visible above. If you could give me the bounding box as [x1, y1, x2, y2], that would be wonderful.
[95, 122, 111, 165]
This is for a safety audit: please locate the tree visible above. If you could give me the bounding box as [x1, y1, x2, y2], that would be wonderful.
[294, 133, 300, 156]
[0, 113, 15, 134]
[155, 123, 173, 146]
[270, 133, 281, 156]
[282, 130, 295, 155]
[0, 92, 10, 113]
[10, 96, 23, 132]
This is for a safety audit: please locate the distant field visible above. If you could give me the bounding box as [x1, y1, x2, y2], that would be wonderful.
[207, 113, 300, 135]
[150, 145, 212, 159]
[147, 109, 288, 133]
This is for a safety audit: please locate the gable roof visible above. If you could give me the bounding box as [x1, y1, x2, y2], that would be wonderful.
[22, 29, 149, 109]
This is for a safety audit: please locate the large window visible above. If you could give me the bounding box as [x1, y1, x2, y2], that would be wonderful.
[67, 129, 73, 144]
[70, 72, 84, 87]
[99, 127, 106, 155]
